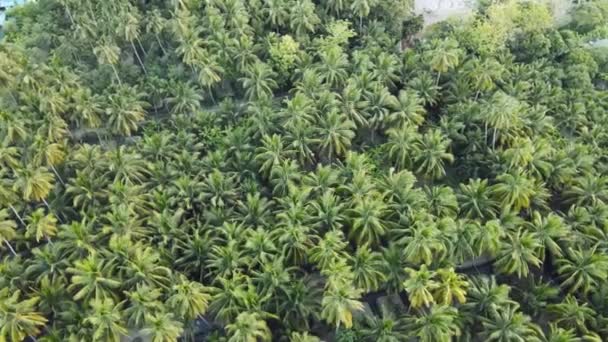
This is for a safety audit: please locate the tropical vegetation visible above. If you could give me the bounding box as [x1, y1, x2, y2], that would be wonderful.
[1, 0, 608, 340]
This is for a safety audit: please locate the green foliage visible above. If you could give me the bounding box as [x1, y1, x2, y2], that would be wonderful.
[269, 34, 301, 83]
[2, 0, 608, 340]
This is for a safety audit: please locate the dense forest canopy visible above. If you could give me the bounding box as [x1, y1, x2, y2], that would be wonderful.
[2, 0, 608, 341]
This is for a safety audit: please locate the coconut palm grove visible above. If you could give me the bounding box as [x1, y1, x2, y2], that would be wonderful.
[1, 0, 608, 340]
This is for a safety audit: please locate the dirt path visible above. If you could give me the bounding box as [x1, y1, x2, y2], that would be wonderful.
[415, 0, 476, 26]
[414, 0, 573, 28]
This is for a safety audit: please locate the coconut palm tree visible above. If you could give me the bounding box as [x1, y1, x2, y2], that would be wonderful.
[66, 171, 106, 214]
[255, 135, 292, 176]
[121, 246, 172, 289]
[105, 85, 148, 137]
[548, 294, 595, 334]
[67, 255, 120, 301]
[492, 171, 536, 212]
[0, 143, 20, 170]
[280, 92, 316, 129]
[359, 303, 408, 342]
[387, 90, 426, 127]
[399, 220, 447, 266]
[364, 84, 395, 134]
[463, 276, 517, 318]
[26, 208, 58, 243]
[340, 83, 368, 128]
[543, 324, 582, 342]
[408, 72, 440, 106]
[308, 190, 345, 232]
[425, 185, 459, 218]
[472, 219, 503, 257]
[434, 268, 469, 305]
[118, 9, 147, 74]
[84, 298, 128, 342]
[123, 284, 163, 328]
[403, 265, 438, 309]
[285, 122, 317, 166]
[106, 148, 149, 186]
[350, 0, 371, 29]
[350, 244, 385, 292]
[303, 164, 342, 196]
[167, 275, 212, 321]
[412, 304, 461, 342]
[466, 57, 503, 98]
[240, 62, 278, 101]
[195, 53, 224, 97]
[24, 244, 69, 283]
[385, 123, 420, 170]
[289, 0, 320, 38]
[278, 275, 322, 330]
[226, 311, 272, 342]
[71, 88, 103, 129]
[414, 129, 454, 180]
[142, 312, 184, 342]
[13, 165, 55, 206]
[429, 39, 461, 86]
[200, 169, 238, 208]
[495, 229, 543, 278]
[56, 217, 97, 258]
[321, 275, 364, 330]
[480, 304, 543, 342]
[556, 245, 608, 295]
[564, 175, 608, 207]
[270, 159, 300, 196]
[290, 331, 322, 342]
[0, 289, 47, 342]
[458, 179, 499, 220]
[93, 37, 122, 84]
[236, 193, 274, 228]
[264, 0, 290, 28]
[483, 92, 523, 148]
[527, 211, 569, 261]
[176, 33, 205, 69]
[307, 229, 346, 269]
[317, 46, 349, 89]
[207, 239, 248, 278]
[0, 209, 18, 256]
[316, 110, 356, 162]
[243, 228, 277, 268]
[146, 9, 168, 54]
[0, 111, 27, 145]
[166, 81, 203, 115]
[348, 193, 388, 246]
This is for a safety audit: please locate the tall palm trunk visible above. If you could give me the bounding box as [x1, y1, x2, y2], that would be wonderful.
[4, 240, 17, 256]
[42, 199, 63, 224]
[155, 34, 167, 55]
[136, 37, 148, 56]
[208, 85, 216, 104]
[50, 165, 65, 186]
[8, 91, 18, 105]
[95, 130, 105, 148]
[42, 199, 52, 212]
[111, 64, 123, 85]
[9, 205, 26, 226]
[484, 122, 488, 144]
[131, 41, 148, 75]
[64, 5, 75, 26]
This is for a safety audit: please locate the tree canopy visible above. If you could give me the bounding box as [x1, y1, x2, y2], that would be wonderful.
[1, 0, 608, 341]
